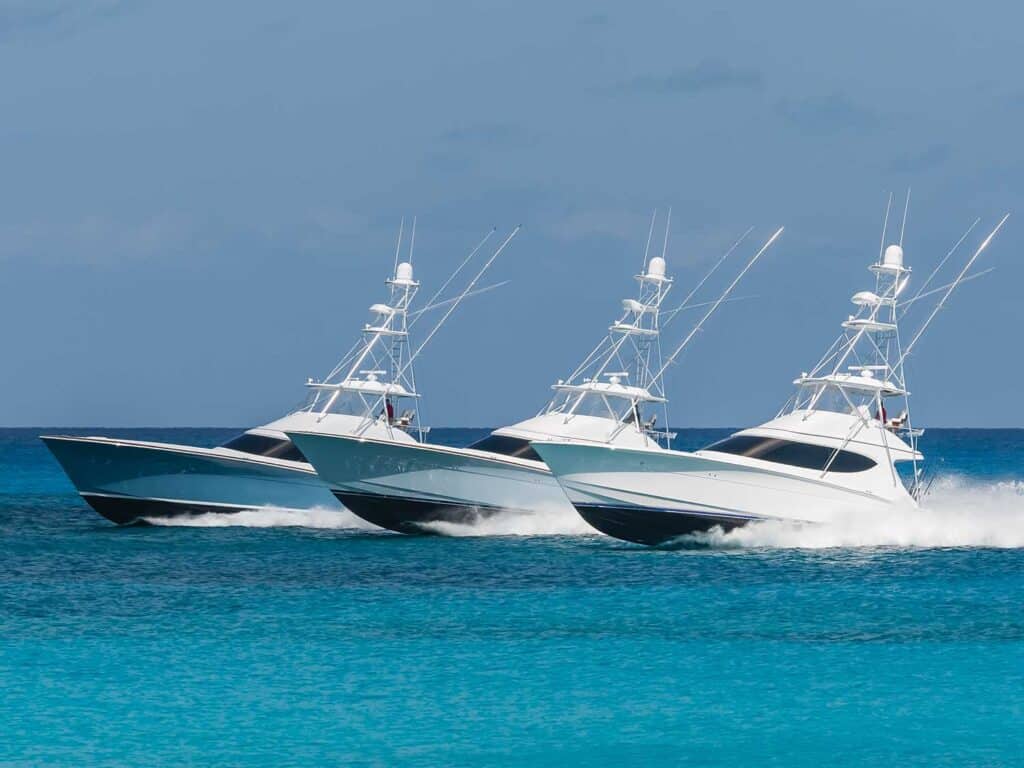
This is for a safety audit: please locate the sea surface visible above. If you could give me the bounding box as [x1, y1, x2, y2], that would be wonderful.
[2, 427, 1023, 767]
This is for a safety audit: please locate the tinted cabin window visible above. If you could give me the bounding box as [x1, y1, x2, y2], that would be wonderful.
[704, 435, 875, 473]
[221, 433, 308, 463]
[467, 434, 542, 462]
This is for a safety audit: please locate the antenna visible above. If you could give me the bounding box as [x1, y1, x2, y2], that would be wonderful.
[652, 227, 783, 382]
[899, 188, 911, 247]
[661, 207, 672, 261]
[878, 192, 893, 262]
[408, 216, 417, 265]
[896, 214, 1009, 367]
[393, 217, 405, 276]
[642, 209, 657, 271]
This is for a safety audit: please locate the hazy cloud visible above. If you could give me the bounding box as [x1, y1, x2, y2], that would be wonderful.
[552, 210, 651, 243]
[616, 59, 763, 96]
[888, 144, 952, 173]
[441, 123, 527, 147]
[0, 211, 200, 266]
[776, 92, 876, 135]
[0, 0, 129, 42]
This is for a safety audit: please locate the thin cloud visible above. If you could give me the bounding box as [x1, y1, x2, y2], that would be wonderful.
[441, 123, 527, 147]
[553, 210, 651, 243]
[0, 211, 200, 266]
[0, 0, 129, 42]
[616, 59, 763, 96]
[888, 144, 952, 173]
[776, 92, 876, 135]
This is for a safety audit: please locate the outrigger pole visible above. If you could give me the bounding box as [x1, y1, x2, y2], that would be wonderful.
[661, 227, 754, 325]
[894, 214, 1009, 371]
[411, 228, 496, 327]
[902, 218, 980, 313]
[388, 227, 520, 395]
[409, 280, 511, 320]
[650, 227, 784, 383]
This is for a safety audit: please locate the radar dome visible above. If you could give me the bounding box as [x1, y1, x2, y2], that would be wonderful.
[646, 256, 667, 280]
[395, 261, 414, 283]
[883, 245, 904, 268]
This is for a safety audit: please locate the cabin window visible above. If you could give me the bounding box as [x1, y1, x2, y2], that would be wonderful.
[221, 434, 308, 463]
[467, 434, 542, 462]
[703, 435, 876, 473]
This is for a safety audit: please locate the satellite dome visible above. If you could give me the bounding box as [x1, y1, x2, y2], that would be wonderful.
[646, 256, 667, 280]
[883, 244, 904, 268]
[395, 261, 414, 283]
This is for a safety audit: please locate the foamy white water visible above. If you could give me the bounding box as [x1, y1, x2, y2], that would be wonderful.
[143, 505, 381, 530]
[700, 476, 1024, 549]
[139, 476, 1024, 546]
[419, 502, 600, 537]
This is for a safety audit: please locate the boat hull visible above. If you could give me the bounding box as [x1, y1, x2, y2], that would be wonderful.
[533, 441, 906, 545]
[42, 435, 339, 525]
[573, 503, 753, 545]
[332, 490, 508, 535]
[288, 431, 575, 535]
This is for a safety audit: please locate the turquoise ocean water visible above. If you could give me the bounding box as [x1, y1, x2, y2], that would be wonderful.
[2, 427, 1023, 766]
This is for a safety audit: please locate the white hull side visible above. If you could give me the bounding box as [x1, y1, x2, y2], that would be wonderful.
[288, 431, 575, 533]
[533, 441, 915, 543]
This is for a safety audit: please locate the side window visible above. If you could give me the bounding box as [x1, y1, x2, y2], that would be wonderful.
[703, 436, 875, 473]
[468, 434, 542, 462]
[222, 434, 308, 463]
[272, 442, 308, 463]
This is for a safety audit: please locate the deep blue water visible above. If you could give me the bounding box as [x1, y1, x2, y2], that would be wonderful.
[2, 428, 1023, 766]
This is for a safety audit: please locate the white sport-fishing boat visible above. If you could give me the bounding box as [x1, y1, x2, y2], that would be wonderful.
[533, 206, 1008, 544]
[289, 217, 782, 534]
[43, 223, 508, 525]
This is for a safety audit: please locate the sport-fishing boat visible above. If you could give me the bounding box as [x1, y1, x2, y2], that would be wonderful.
[43, 224, 511, 525]
[289, 217, 782, 534]
[533, 207, 1009, 545]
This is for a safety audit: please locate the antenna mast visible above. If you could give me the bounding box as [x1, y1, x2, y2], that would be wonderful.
[899, 188, 911, 247]
[393, 217, 405, 275]
[642, 210, 657, 271]
[878, 192, 893, 262]
[661, 207, 672, 261]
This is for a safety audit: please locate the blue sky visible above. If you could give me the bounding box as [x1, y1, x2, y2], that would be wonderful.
[0, 0, 1020, 427]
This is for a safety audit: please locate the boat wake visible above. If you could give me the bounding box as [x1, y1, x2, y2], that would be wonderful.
[695, 476, 1024, 549]
[142, 505, 380, 530]
[418, 502, 600, 537]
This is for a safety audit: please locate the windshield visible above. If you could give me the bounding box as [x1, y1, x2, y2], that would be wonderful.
[796, 384, 899, 422]
[301, 389, 371, 417]
[548, 390, 642, 423]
